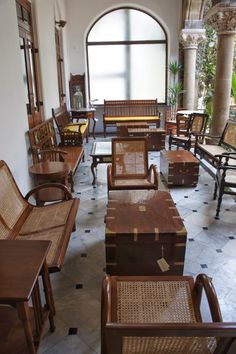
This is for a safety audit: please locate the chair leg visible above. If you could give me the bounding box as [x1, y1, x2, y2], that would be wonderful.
[213, 181, 218, 200]
[168, 136, 172, 150]
[215, 186, 224, 219]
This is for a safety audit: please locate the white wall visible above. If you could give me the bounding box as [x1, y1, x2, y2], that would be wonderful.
[0, 0, 31, 194]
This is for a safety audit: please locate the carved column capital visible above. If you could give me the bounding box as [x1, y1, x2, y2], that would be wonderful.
[180, 29, 206, 49]
[205, 4, 236, 34]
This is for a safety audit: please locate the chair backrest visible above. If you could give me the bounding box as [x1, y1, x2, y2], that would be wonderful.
[52, 103, 71, 131]
[176, 113, 191, 136]
[0, 160, 28, 240]
[111, 137, 148, 179]
[220, 119, 236, 150]
[190, 113, 208, 135]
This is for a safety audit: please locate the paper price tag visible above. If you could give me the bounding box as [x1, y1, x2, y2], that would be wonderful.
[157, 258, 170, 272]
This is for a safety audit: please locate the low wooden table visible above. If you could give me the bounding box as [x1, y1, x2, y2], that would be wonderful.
[128, 127, 166, 151]
[116, 122, 149, 136]
[29, 161, 70, 202]
[105, 190, 187, 276]
[160, 150, 199, 187]
[90, 141, 112, 185]
[0, 240, 55, 354]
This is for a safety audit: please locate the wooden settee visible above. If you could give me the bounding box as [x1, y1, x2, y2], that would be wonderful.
[28, 118, 84, 192]
[103, 99, 160, 137]
[0, 160, 79, 272]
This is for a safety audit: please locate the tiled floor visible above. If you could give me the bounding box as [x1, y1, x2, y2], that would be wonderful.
[39, 136, 236, 354]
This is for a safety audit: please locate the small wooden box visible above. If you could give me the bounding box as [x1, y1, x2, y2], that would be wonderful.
[160, 150, 199, 187]
[105, 190, 187, 276]
[128, 127, 166, 151]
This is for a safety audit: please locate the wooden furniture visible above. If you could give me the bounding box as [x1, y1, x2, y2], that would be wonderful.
[128, 127, 166, 151]
[101, 274, 236, 354]
[28, 118, 84, 192]
[103, 99, 160, 137]
[213, 153, 236, 219]
[69, 73, 86, 110]
[52, 103, 89, 144]
[0, 240, 55, 354]
[116, 122, 149, 136]
[90, 141, 112, 185]
[160, 150, 200, 187]
[105, 190, 187, 275]
[107, 137, 158, 191]
[29, 161, 70, 203]
[0, 160, 79, 273]
[71, 107, 97, 139]
[169, 112, 208, 151]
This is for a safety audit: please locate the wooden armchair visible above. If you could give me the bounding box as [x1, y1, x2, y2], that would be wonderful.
[52, 103, 88, 144]
[213, 152, 236, 219]
[107, 137, 158, 191]
[169, 113, 208, 151]
[101, 274, 236, 354]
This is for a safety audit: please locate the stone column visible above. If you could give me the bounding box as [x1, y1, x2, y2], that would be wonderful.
[205, 4, 236, 135]
[180, 29, 206, 110]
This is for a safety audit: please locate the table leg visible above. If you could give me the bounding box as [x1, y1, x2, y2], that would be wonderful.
[92, 118, 97, 139]
[41, 260, 56, 332]
[17, 302, 36, 354]
[91, 158, 98, 185]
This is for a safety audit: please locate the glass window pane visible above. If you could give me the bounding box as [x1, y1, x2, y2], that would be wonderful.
[129, 10, 165, 40]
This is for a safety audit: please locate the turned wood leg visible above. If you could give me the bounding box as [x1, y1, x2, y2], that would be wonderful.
[17, 302, 36, 354]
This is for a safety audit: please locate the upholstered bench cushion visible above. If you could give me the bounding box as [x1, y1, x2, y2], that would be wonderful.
[104, 116, 159, 122]
[63, 122, 88, 134]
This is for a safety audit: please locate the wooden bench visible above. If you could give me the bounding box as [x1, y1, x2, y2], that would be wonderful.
[103, 99, 160, 137]
[194, 119, 236, 177]
[0, 160, 79, 273]
[28, 118, 85, 192]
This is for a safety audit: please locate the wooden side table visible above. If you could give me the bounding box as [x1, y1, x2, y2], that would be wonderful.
[90, 141, 112, 185]
[0, 240, 55, 354]
[71, 107, 97, 139]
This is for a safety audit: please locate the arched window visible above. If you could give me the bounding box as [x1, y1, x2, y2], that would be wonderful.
[86, 7, 167, 104]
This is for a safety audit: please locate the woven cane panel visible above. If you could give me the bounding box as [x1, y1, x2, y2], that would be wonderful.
[117, 281, 196, 323]
[224, 122, 236, 149]
[191, 116, 204, 134]
[0, 222, 10, 240]
[19, 200, 74, 235]
[0, 165, 27, 230]
[16, 226, 65, 266]
[122, 336, 216, 354]
[114, 141, 146, 177]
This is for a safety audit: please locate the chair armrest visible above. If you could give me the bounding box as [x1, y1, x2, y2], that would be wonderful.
[215, 153, 236, 166]
[25, 183, 72, 202]
[148, 164, 158, 189]
[193, 273, 222, 322]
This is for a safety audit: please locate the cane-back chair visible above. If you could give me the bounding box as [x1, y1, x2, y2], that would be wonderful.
[107, 137, 158, 191]
[52, 103, 88, 144]
[101, 274, 236, 354]
[169, 113, 208, 151]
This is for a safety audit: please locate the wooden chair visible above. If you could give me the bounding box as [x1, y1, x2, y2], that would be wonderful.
[101, 274, 236, 354]
[169, 113, 208, 151]
[52, 103, 88, 144]
[107, 137, 158, 191]
[213, 152, 236, 219]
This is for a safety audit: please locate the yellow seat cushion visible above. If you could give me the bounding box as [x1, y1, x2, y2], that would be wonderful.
[104, 116, 159, 122]
[63, 123, 88, 135]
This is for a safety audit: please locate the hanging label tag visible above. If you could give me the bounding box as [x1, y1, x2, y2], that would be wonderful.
[157, 258, 170, 272]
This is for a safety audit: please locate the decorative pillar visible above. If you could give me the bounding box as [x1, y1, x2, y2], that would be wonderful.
[205, 3, 236, 135]
[180, 29, 206, 110]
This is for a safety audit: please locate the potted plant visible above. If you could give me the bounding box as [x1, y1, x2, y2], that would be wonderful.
[168, 60, 184, 117]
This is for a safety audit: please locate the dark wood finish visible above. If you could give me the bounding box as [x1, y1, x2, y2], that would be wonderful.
[28, 118, 84, 192]
[160, 150, 199, 187]
[52, 103, 89, 143]
[0, 160, 79, 272]
[107, 137, 158, 191]
[169, 112, 208, 151]
[69, 73, 86, 109]
[101, 274, 236, 354]
[116, 122, 148, 137]
[71, 107, 97, 139]
[0, 240, 55, 354]
[128, 127, 166, 151]
[90, 141, 112, 185]
[103, 99, 160, 137]
[105, 190, 187, 275]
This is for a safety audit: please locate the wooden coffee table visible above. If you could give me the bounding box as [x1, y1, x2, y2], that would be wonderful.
[105, 190, 187, 276]
[90, 141, 112, 185]
[128, 127, 166, 150]
[0, 240, 55, 354]
[160, 150, 199, 187]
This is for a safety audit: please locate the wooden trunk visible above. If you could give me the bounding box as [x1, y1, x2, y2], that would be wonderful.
[116, 122, 148, 137]
[128, 127, 166, 151]
[105, 190, 187, 276]
[160, 150, 199, 187]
